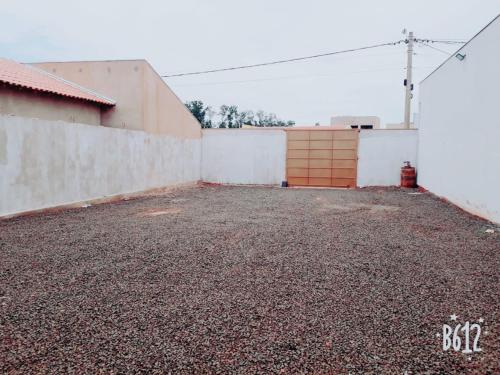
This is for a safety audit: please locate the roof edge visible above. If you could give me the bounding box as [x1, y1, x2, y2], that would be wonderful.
[25, 64, 116, 105]
[23, 64, 116, 105]
[28, 58, 148, 65]
[420, 13, 500, 84]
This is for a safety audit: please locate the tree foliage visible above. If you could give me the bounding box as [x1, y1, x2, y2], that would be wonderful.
[185, 100, 294, 128]
[185, 100, 212, 128]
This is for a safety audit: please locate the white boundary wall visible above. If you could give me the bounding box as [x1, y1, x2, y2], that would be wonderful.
[0, 115, 201, 217]
[418, 16, 500, 223]
[202, 128, 418, 188]
[202, 129, 286, 185]
[357, 130, 418, 187]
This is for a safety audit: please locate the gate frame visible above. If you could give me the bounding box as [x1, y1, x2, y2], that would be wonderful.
[284, 127, 360, 188]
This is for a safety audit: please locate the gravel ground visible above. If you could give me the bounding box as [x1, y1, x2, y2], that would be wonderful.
[1, 185, 499, 374]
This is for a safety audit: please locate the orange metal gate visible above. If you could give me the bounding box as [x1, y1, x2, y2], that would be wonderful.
[286, 129, 358, 188]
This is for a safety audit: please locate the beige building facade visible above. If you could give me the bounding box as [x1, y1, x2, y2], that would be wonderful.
[0, 58, 115, 126]
[0, 85, 103, 125]
[330, 115, 381, 129]
[33, 60, 202, 139]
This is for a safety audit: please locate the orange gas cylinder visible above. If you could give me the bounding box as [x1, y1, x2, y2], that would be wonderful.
[401, 161, 417, 188]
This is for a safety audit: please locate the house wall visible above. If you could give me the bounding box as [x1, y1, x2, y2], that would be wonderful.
[0, 86, 101, 125]
[142, 62, 203, 139]
[202, 129, 286, 185]
[33, 60, 201, 139]
[0, 115, 201, 217]
[418, 16, 500, 223]
[357, 130, 418, 187]
[34, 60, 143, 131]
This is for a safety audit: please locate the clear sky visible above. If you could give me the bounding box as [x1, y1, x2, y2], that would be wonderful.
[1, 1, 498, 125]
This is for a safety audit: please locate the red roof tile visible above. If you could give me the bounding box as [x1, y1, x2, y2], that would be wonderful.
[0, 58, 115, 106]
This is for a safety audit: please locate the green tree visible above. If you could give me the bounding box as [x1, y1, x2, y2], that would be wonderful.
[218, 105, 229, 128]
[219, 105, 240, 128]
[252, 110, 293, 127]
[185, 100, 212, 128]
[236, 110, 254, 127]
[187, 100, 294, 128]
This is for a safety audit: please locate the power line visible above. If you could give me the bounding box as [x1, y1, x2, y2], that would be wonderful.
[169, 65, 407, 87]
[417, 41, 453, 56]
[416, 38, 466, 44]
[161, 40, 404, 78]
[169, 65, 436, 87]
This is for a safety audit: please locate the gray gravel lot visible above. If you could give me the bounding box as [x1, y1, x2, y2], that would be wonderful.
[1, 185, 499, 374]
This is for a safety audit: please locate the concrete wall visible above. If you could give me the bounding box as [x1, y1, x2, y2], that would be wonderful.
[33, 60, 201, 139]
[0, 115, 201, 217]
[202, 129, 286, 185]
[202, 128, 418, 187]
[0, 86, 101, 125]
[418, 16, 500, 223]
[357, 130, 418, 187]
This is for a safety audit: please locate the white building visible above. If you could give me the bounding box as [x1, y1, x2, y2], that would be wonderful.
[418, 14, 500, 223]
[330, 115, 380, 129]
[385, 122, 415, 129]
[386, 114, 419, 129]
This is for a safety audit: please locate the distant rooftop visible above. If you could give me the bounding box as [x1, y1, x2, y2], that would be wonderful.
[0, 58, 115, 106]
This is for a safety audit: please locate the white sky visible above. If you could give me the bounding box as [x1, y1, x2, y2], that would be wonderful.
[1, 1, 498, 125]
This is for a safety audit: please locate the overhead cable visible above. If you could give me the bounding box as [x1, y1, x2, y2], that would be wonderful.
[161, 40, 404, 78]
[417, 42, 453, 56]
[415, 38, 466, 45]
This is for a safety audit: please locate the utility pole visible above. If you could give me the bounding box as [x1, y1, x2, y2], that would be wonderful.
[404, 31, 414, 129]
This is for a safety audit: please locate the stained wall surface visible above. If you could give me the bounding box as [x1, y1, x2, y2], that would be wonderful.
[202, 129, 286, 185]
[0, 115, 201, 217]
